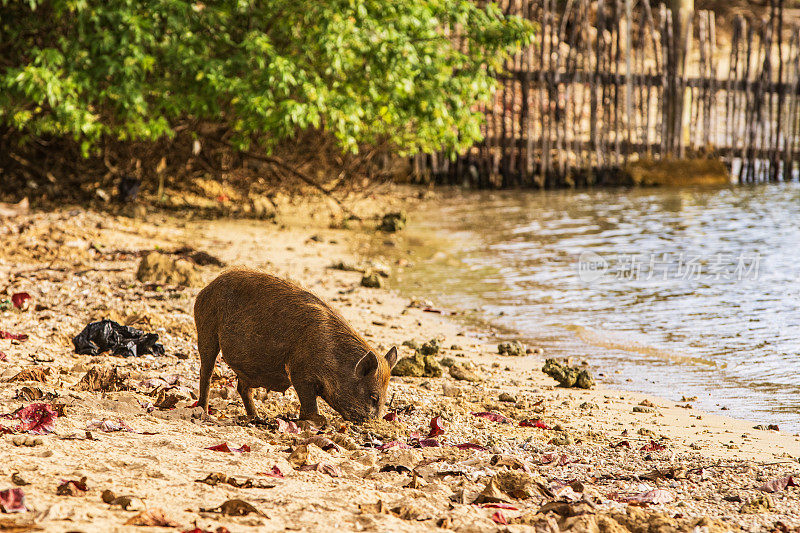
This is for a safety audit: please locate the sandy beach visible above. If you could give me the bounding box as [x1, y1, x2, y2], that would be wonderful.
[1, 191, 799, 532]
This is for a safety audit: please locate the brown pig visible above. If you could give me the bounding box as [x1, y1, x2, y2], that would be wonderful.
[194, 268, 398, 425]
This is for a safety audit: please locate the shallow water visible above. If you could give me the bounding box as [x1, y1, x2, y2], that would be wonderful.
[389, 184, 800, 430]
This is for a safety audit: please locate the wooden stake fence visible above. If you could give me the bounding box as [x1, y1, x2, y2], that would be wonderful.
[414, 0, 800, 187]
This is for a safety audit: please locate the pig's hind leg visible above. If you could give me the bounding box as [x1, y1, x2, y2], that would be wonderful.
[236, 381, 258, 419]
[196, 328, 220, 414]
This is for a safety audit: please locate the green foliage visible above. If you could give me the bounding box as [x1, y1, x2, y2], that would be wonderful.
[0, 0, 534, 157]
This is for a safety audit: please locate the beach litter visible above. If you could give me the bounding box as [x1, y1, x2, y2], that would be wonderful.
[73, 319, 165, 357]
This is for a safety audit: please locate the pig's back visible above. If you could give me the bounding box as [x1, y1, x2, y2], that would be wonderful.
[195, 268, 333, 382]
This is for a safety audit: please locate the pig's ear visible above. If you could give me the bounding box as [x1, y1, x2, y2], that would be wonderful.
[356, 351, 379, 378]
[384, 346, 398, 369]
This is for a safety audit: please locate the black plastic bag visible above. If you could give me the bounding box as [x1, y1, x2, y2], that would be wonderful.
[73, 319, 165, 358]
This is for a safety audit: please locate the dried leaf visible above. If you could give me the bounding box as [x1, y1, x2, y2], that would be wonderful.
[427, 416, 446, 438]
[125, 508, 179, 526]
[473, 478, 512, 504]
[6, 368, 49, 383]
[201, 499, 265, 517]
[452, 443, 487, 451]
[405, 472, 427, 489]
[610, 440, 631, 449]
[10, 474, 28, 487]
[482, 503, 518, 510]
[760, 476, 798, 493]
[418, 438, 440, 448]
[298, 463, 342, 477]
[383, 412, 399, 422]
[471, 411, 512, 424]
[15, 403, 57, 434]
[72, 366, 128, 392]
[302, 436, 342, 452]
[288, 445, 309, 468]
[359, 501, 390, 514]
[195, 472, 276, 489]
[56, 477, 88, 496]
[85, 419, 133, 433]
[0, 489, 26, 513]
[182, 528, 231, 533]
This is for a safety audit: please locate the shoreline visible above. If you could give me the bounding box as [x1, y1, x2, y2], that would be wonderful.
[0, 195, 799, 531]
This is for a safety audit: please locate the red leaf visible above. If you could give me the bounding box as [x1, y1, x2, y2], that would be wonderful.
[183, 528, 231, 533]
[482, 503, 518, 510]
[760, 475, 798, 493]
[471, 411, 511, 424]
[0, 488, 26, 513]
[418, 438, 440, 448]
[0, 351, 6, 362]
[490, 511, 508, 525]
[519, 418, 550, 429]
[257, 466, 285, 479]
[188, 401, 216, 415]
[11, 293, 31, 309]
[428, 416, 446, 438]
[383, 412, 399, 422]
[640, 440, 666, 452]
[15, 403, 57, 434]
[206, 442, 250, 453]
[377, 440, 410, 450]
[0, 331, 28, 341]
[610, 440, 631, 449]
[452, 443, 487, 451]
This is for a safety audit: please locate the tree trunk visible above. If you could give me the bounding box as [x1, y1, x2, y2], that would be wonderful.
[667, 0, 694, 156]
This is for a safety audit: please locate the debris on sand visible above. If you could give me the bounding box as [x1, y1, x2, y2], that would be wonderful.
[136, 251, 202, 286]
[391, 351, 442, 378]
[542, 358, 594, 389]
[360, 271, 383, 288]
[498, 340, 526, 356]
[378, 212, 407, 232]
[72, 366, 129, 392]
[73, 319, 165, 358]
[449, 363, 482, 382]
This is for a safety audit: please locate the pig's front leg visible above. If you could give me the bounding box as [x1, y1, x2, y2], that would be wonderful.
[294, 381, 327, 427]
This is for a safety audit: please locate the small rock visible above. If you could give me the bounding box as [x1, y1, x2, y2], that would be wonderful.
[450, 364, 482, 382]
[442, 383, 462, 398]
[499, 392, 516, 403]
[419, 339, 440, 356]
[11, 435, 43, 447]
[378, 212, 407, 233]
[550, 433, 574, 446]
[498, 341, 526, 356]
[542, 359, 594, 389]
[741, 494, 774, 514]
[360, 272, 382, 288]
[633, 406, 657, 414]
